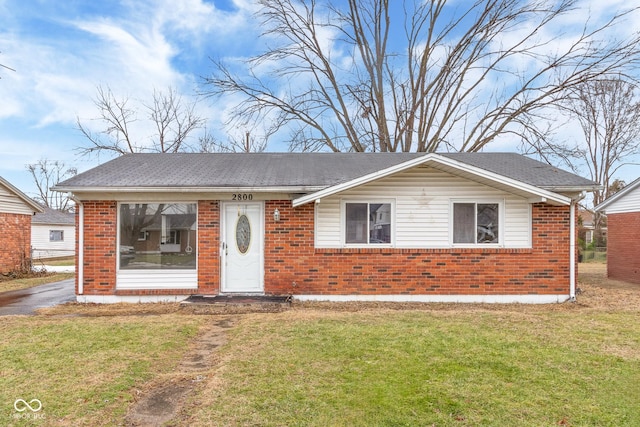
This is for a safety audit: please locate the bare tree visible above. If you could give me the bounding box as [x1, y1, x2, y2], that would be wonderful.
[558, 78, 640, 246]
[204, 0, 640, 153]
[0, 51, 16, 77]
[563, 78, 640, 206]
[77, 86, 205, 156]
[198, 130, 268, 153]
[27, 159, 77, 212]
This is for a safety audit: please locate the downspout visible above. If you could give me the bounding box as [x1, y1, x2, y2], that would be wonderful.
[77, 201, 84, 295]
[569, 192, 586, 302]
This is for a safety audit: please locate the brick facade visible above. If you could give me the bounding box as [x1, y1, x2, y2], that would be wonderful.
[77, 201, 117, 295]
[78, 200, 573, 297]
[606, 212, 640, 284]
[0, 212, 32, 274]
[263, 201, 571, 296]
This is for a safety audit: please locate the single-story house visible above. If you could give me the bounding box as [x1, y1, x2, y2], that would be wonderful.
[53, 152, 598, 304]
[31, 207, 76, 260]
[595, 177, 640, 284]
[0, 177, 44, 274]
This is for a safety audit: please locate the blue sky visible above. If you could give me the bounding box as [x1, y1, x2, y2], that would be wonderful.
[1, 0, 639, 200]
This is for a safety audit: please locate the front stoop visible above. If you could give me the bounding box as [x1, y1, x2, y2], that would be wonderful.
[180, 294, 291, 314]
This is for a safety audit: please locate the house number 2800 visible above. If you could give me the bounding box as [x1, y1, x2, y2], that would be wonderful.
[232, 193, 253, 201]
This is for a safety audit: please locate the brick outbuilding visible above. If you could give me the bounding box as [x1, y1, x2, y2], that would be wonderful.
[0, 177, 44, 273]
[596, 177, 640, 285]
[54, 152, 598, 304]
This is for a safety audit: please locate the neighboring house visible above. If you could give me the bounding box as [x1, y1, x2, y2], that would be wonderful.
[578, 208, 607, 245]
[53, 152, 598, 304]
[31, 207, 75, 260]
[595, 177, 640, 285]
[0, 177, 43, 273]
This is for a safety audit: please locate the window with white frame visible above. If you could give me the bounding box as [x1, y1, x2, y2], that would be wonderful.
[345, 202, 392, 244]
[49, 230, 64, 242]
[453, 202, 500, 244]
[119, 203, 197, 270]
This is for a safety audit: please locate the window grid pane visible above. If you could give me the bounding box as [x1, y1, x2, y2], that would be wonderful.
[369, 203, 391, 243]
[477, 204, 499, 243]
[345, 203, 368, 243]
[453, 203, 475, 243]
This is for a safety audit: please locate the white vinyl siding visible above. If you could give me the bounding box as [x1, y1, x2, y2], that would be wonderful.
[116, 270, 197, 290]
[31, 224, 75, 259]
[0, 185, 36, 215]
[601, 184, 640, 214]
[315, 166, 532, 248]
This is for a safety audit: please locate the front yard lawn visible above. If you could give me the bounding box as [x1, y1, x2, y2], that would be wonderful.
[183, 307, 639, 426]
[0, 313, 205, 425]
[1, 263, 638, 426]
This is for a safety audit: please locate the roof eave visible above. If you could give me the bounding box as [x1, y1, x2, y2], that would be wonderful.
[52, 185, 328, 194]
[542, 185, 601, 193]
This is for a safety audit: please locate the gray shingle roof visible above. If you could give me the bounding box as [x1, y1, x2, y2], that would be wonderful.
[54, 152, 596, 191]
[32, 206, 75, 225]
[440, 152, 595, 190]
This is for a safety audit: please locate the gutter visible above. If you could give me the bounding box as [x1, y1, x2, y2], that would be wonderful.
[51, 185, 328, 194]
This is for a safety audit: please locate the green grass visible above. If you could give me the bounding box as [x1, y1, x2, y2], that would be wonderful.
[189, 310, 640, 426]
[0, 315, 204, 425]
[36, 257, 75, 267]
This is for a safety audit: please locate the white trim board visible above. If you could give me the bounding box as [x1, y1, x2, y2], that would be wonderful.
[77, 295, 191, 304]
[294, 294, 571, 304]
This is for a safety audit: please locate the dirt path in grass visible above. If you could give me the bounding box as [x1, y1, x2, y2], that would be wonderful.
[124, 316, 236, 426]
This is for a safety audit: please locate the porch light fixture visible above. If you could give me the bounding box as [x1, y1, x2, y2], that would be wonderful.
[273, 208, 281, 222]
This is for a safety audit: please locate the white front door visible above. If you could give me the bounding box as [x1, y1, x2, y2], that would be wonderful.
[222, 202, 264, 293]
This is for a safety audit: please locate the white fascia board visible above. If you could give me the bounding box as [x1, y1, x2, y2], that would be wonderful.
[292, 153, 572, 207]
[595, 176, 640, 212]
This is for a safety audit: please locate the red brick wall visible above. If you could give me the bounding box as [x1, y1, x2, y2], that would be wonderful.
[197, 200, 220, 294]
[606, 212, 640, 284]
[263, 201, 572, 296]
[79, 200, 573, 296]
[0, 212, 32, 274]
[79, 200, 222, 296]
[78, 201, 117, 295]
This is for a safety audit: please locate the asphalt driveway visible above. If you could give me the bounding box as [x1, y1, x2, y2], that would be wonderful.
[0, 278, 75, 315]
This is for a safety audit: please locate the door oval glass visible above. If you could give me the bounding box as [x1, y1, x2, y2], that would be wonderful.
[235, 214, 251, 254]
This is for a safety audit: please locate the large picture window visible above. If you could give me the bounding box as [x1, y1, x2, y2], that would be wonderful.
[119, 203, 197, 270]
[345, 202, 392, 244]
[453, 202, 499, 244]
